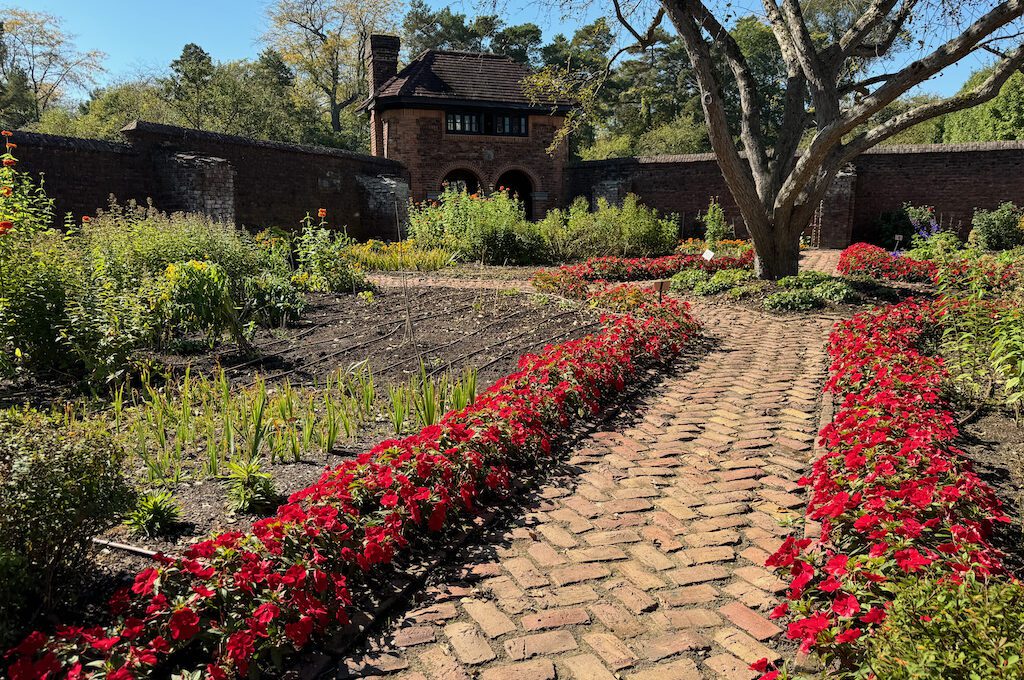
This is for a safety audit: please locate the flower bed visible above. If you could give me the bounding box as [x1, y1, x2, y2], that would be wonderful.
[763, 299, 1009, 675]
[836, 242, 936, 283]
[532, 250, 754, 297]
[5, 289, 698, 679]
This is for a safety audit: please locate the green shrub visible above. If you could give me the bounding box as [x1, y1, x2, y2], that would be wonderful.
[155, 260, 247, 347]
[701, 197, 733, 247]
[293, 227, 367, 292]
[670, 268, 710, 291]
[0, 409, 134, 647]
[726, 282, 769, 299]
[867, 575, 1024, 679]
[763, 289, 824, 311]
[242, 271, 305, 327]
[125, 490, 181, 538]
[777, 271, 833, 289]
[873, 202, 936, 249]
[693, 268, 754, 295]
[970, 202, 1024, 251]
[812, 279, 859, 303]
[225, 458, 277, 513]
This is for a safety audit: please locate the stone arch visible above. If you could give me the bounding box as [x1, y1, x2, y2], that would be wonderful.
[436, 163, 486, 196]
[493, 166, 539, 220]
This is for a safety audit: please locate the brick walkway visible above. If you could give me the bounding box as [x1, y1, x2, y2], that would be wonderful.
[333, 300, 841, 680]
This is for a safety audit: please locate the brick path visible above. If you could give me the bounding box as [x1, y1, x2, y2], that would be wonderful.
[332, 300, 841, 680]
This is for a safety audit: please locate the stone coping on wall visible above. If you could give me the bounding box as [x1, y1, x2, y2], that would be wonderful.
[568, 139, 1024, 168]
[120, 120, 406, 170]
[14, 130, 136, 154]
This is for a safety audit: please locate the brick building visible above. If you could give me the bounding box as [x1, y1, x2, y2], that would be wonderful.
[359, 34, 573, 219]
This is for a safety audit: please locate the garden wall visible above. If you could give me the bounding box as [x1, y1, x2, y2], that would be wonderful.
[14, 121, 411, 240]
[566, 140, 1024, 248]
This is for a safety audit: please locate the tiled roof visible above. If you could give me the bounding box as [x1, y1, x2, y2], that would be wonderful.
[366, 50, 573, 110]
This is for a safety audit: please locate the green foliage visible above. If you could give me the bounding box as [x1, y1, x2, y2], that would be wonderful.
[0, 409, 134, 646]
[670, 268, 710, 292]
[293, 226, 367, 292]
[763, 289, 824, 311]
[945, 69, 1024, 143]
[726, 282, 769, 299]
[701, 197, 733, 247]
[342, 239, 456, 271]
[811, 279, 859, 303]
[242, 271, 306, 327]
[872, 202, 938, 249]
[155, 260, 246, 347]
[125, 490, 181, 538]
[867, 574, 1024, 679]
[777, 271, 833, 289]
[907, 230, 964, 260]
[530, 195, 679, 262]
[403, 0, 543, 65]
[693, 268, 754, 295]
[970, 202, 1024, 251]
[225, 458, 277, 513]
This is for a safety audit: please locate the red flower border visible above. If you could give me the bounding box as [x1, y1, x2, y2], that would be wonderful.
[836, 243, 936, 283]
[764, 299, 1008, 669]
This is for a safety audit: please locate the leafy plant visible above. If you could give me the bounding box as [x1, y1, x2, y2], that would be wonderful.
[763, 289, 824, 311]
[970, 202, 1024, 251]
[0, 409, 133, 647]
[811, 280, 859, 304]
[343, 239, 456, 271]
[670, 268, 710, 292]
[225, 458, 277, 513]
[693, 268, 754, 295]
[293, 226, 366, 293]
[125, 490, 181, 538]
[867, 575, 1024, 679]
[701, 197, 732, 247]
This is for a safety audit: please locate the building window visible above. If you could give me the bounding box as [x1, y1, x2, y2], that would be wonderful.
[445, 111, 529, 136]
[446, 112, 481, 134]
[493, 114, 528, 136]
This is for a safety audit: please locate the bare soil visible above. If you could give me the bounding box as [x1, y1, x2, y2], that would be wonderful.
[958, 408, 1024, 576]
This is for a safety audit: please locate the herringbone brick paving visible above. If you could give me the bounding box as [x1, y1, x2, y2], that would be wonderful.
[332, 252, 843, 679]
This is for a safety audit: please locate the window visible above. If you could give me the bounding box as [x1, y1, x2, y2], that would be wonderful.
[493, 114, 528, 136]
[445, 111, 529, 136]
[446, 112, 481, 134]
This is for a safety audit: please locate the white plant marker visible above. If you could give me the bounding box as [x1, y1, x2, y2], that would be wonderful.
[702, 249, 715, 261]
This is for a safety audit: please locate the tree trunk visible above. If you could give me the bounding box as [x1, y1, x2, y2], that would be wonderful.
[330, 102, 342, 132]
[752, 227, 801, 279]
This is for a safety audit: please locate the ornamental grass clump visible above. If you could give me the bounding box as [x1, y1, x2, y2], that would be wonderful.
[5, 285, 698, 679]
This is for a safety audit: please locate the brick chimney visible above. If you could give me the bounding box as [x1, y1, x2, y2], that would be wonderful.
[365, 34, 400, 95]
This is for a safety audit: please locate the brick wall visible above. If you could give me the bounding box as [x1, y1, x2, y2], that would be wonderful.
[851, 141, 1024, 241]
[121, 122, 410, 239]
[14, 131, 153, 221]
[380, 108, 568, 219]
[14, 122, 411, 240]
[567, 141, 1024, 247]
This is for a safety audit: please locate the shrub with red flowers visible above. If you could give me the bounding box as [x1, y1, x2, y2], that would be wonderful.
[5, 288, 698, 679]
[836, 243, 936, 283]
[532, 249, 754, 297]
[763, 299, 1010, 677]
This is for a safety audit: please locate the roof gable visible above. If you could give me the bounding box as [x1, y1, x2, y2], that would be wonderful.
[365, 50, 573, 111]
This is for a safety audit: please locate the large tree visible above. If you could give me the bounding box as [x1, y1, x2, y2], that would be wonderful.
[264, 0, 401, 133]
[0, 10, 104, 123]
[604, 0, 1024, 277]
[402, 0, 544, 65]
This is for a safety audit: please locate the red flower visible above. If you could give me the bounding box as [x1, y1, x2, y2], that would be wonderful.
[750, 658, 769, 672]
[285, 616, 314, 646]
[831, 593, 860, 617]
[317, 208, 327, 218]
[894, 548, 932, 573]
[787, 612, 829, 653]
[132, 567, 160, 595]
[168, 607, 200, 641]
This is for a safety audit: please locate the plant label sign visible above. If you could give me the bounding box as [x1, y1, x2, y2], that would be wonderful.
[702, 250, 715, 261]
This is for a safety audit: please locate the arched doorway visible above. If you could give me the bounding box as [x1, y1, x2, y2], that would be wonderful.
[496, 170, 534, 219]
[441, 169, 481, 195]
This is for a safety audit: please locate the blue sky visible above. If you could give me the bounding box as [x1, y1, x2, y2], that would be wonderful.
[25, 0, 997, 99]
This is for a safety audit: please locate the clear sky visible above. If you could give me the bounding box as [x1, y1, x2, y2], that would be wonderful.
[22, 0, 998, 100]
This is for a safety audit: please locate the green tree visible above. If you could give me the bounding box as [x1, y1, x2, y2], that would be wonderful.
[163, 43, 214, 129]
[401, 0, 543, 65]
[944, 67, 1024, 141]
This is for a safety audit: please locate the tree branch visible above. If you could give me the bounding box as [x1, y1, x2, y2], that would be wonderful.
[842, 45, 1024, 157]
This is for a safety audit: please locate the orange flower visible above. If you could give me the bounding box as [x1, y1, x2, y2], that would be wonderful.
[1, 187, 11, 197]
[82, 215, 91, 223]
[5, 143, 15, 150]
[317, 208, 327, 218]
[2, 159, 15, 167]
[0, 130, 12, 137]
[0, 221, 13, 236]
